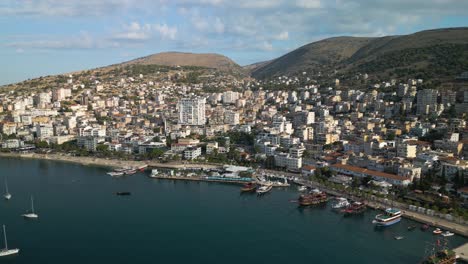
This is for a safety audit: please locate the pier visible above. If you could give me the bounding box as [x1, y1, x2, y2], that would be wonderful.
[454, 243, 468, 262]
[149, 175, 253, 185]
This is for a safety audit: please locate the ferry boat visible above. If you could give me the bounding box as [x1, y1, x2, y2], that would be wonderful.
[240, 182, 257, 193]
[342, 202, 366, 215]
[332, 197, 350, 209]
[256, 185, 272, 195]
[372, 208, 402, 226]
[298, 191, 327, 206]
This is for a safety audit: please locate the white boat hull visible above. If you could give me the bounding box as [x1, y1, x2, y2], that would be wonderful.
[3, 194, 11, 200]
[22, 213, 38, 219]
[0, 248, 19, 257]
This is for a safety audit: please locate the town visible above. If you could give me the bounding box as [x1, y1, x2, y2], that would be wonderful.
[0, 64, 468, 223]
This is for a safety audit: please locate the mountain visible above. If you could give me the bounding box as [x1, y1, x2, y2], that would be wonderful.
[251, 27, 468, 80]
[121, 52, 246, 76]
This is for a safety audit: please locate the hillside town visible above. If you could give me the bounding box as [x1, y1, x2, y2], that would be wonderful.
[1, 67, 468, 216]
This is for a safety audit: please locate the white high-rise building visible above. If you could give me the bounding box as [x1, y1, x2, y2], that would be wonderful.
[178, 97, 206, 126]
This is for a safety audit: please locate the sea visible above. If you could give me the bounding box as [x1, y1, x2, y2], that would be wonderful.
[0, 157, 466, 264]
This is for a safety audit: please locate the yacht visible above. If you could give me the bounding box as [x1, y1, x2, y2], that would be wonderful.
[0, 225, 19, 257]
[372, 208, 402, 226]
[22, 196, 38, 219]
[332, 197, 350, 209]
[3, 178, 11, 200]
[256, 184, 272, 195]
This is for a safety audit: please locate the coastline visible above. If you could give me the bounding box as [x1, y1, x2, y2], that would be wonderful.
[0, 152, 222, 170]
[1, 152, 467, 237]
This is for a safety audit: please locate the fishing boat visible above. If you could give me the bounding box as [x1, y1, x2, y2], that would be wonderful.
[421, 224, 430, 231]
[342, 202, 366, 215]
[433, 228, 443, 235]
[240, 182, 257, 193]
[372, 208, 401, 226]
[441, 231, 454, 237]
[297, 186, 307, 192]
[0, 225, 19, 257]
[115, 192, 131, 196]
[332, 197, 350, 209]
[256, 184, 272, 195]
[3, 178, 11, 200]
[22, 196, 38, 219]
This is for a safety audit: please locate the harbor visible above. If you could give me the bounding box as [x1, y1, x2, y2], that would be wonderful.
[1, 156, 467, 264]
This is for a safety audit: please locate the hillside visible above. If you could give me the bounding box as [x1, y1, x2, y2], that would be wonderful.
[251, 27, 468, 80]
[122, 52, 246, 76]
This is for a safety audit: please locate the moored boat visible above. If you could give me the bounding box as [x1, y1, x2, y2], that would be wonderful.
[137, 165, 148, 172]
[297, 186, 307, 192]
[149, 169, 159, 178]
[107, 171, 124, 177]
[332, 197, 350, 209]
[241, 182, 257, 193]
[372, 208, 401, 226]
[433, 228, 443, 235]
[407, 225, 416, 231]
[342, 202, 366, 216]
[421, 238, 456, 264]
[441, 231, 454, 237]
[256, 185, 272, 195]
[116, 192, 131, 196]
[421, 224, 430, 231]
[0, 225, 19, 257]
[298, 191, 327, 206]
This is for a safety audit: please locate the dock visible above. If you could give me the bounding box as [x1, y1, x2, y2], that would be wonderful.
[149, 175, 253, 185]
[454, 243, 468, 262]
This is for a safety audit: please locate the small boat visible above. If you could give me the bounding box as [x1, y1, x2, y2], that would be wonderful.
[107, 171, 124, 177]
[149, 169, 159, 178]
[342, 202, 366, 216]
[22, 196, 38, 219]
[240, 183, 256, 193]
[332, 197, 350, 209]
[407, 225, 416, 231]
[433, 228, 443, 235]
[372, 208, 401, 227]
[0, 225, 19, 257]
[3, 178, 11, 200]
[298, 186, 307, 192]
[394, 236, 404, 240]
[421, 224, 430, 231]
[115, 192, 131, 196]
[256, 185, 272, 195]
[441, 231, 454, 237]
[124, 169, 137, 175]
[137, 165, 148, 172]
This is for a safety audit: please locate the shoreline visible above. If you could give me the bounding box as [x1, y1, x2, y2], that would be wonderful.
[0, 152, 222, 170]
[1, 152, 467, 237]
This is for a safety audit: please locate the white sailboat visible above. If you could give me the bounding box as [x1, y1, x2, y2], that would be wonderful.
[22, 196, 38, 219]
[0, 225, 19, 257]
[3, 179, 11, 200]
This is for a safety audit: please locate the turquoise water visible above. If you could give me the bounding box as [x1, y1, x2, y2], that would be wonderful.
[0, 157, 466, 264]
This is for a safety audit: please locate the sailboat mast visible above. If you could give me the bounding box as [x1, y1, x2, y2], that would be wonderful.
[4, 178, 8, 194]
[3, 225, 7, 250]
[31, 196, 35, 213]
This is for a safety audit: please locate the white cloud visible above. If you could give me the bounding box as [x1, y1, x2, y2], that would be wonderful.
[296, 0, 321, 8]
[153, 23, 178, 40]
[274, 31, 289, 40]
[259, 41, 273, 51]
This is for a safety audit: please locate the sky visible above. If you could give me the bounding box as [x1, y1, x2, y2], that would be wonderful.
[1, 0, 468, 85]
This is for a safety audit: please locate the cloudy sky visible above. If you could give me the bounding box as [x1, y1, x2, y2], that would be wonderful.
[1, 0, 467, 85]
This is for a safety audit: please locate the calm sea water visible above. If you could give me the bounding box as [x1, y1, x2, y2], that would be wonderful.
[0, 157, 466, 264]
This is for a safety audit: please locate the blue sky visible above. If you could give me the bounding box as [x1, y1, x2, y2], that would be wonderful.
[1, 0, 468, 85]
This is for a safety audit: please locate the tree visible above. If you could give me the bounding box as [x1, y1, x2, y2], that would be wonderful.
[35, 141, 49, 148]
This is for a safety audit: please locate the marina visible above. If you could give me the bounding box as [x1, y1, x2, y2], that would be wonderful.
[1, 157, 467, 264]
